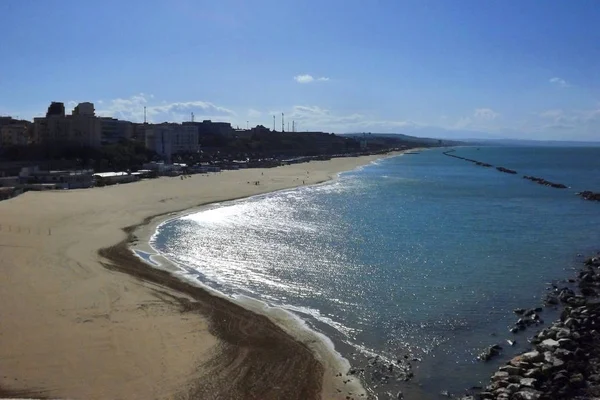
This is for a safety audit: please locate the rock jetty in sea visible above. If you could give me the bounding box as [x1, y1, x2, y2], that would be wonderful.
[442, 151, 575, 191]
[442, 150, 493, 168]
[459, 254, 600, 400]
[523, 176, 568, 189]
[578, 190, 600, 202]
[496, 167, 518, 174]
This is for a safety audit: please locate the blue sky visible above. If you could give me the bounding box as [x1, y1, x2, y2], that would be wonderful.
[1, 0, 599, 140]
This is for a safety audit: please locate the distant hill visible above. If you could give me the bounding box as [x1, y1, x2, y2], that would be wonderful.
[342, 132, 464, 147]
[462, 138, 600, 147]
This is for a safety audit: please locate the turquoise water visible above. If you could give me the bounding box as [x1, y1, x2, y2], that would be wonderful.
[151, 146, 600, 398]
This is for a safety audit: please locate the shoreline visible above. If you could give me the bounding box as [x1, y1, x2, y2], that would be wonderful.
[103, 150, 413, 400]
[100, 222, 328, 400]
[0, 150, 408, 399]
[123, 153, 414, 399]
[466, 254, 600, 400]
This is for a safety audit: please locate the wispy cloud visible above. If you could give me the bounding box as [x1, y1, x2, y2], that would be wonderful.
[539, 109, 564, 119]
[247, 108, 262, 118]
[293, 74, 329, 84]
[525, 106, 600, 140]
[453, 108, 500, 130]
[286, 105, 418, 133]
[549, 77, 570, 88]
[474, 108, 499, 120]
[95, 93, 236, 123]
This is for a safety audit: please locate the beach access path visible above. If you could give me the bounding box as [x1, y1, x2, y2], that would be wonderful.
[0, 153, 400, 400]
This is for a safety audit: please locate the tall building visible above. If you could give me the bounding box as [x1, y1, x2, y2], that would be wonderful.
[72, 102, 94, 116]
[46, 102, 66, 117]
[99, 117, 133, 144]
[145, 123, 199, 162]
[33, 115, 70, 144]
[145, 125, 172, 161]
[69, 107, 102, 147]
[33, 102, 102, 148]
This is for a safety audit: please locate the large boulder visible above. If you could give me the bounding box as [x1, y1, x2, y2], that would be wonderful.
[555, 328, 571, 339]
[520, 377, 536, 388]
[478, 345, 502, 361]
[521, 351, 543, 363]
[491, 371, 510, 381]
[513, 388, 542, 400]
[538, 338, 560, 351]
[499, 365, 523, 375]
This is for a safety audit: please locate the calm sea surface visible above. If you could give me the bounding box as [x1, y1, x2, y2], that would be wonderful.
[151, 146, 600, 399]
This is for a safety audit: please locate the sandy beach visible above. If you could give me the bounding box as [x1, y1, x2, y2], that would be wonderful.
[0, 153, 401, 400]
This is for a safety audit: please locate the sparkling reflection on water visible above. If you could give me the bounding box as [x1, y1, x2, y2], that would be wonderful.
[152, 147, 600, 397]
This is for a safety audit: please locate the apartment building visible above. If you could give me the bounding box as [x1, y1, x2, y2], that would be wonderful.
[145, 123, 199, 162]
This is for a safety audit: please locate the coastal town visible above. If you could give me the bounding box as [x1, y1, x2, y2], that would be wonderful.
[4, 1, 600, 400]
[0, 101, 434, 200]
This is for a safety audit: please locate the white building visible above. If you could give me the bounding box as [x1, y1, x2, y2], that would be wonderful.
[93, 171, 138, 186]
[145, 124, 199, 162]
[18, 166, 95, 189]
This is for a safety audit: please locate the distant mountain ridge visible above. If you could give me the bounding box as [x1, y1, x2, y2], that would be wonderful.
[341, 132, 463, 146]
[461, 138, 600, 147]
[343, 132, 600, 148]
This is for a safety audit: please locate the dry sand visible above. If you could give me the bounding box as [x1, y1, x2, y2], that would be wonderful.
[0, 153, 401, 400]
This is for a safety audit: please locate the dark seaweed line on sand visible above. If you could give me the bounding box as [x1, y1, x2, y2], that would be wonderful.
[97, 213, 326, 400]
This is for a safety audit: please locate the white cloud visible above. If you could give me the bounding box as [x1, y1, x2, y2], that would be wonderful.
[293, 74, 330, 83]
[539, 109, 564, 119]
[95, 93, 236, 123]
[247, 108, 262, 118]
[581, 107, 600, 122]
[549, 77, 570, 88]
[522, 106, 600, 140]
[284, 104, 418, 133]
[23, 94, 600, 141]
[452, 108, 500, 130]
[474, 108, 499, 120]
[294, 75, 314, 83]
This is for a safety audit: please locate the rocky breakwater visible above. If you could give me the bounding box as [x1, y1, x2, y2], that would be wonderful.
[442, 150, 525, 178]
[442, 150, 493, 168]
[462, 255, 600, 400]
[578, 191, 600, 202]
[496, 167, 518, 175]
[523, 176, 568, 189]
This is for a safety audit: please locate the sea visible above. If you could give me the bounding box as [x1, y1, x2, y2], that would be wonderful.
[149, 146, 600, 399]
